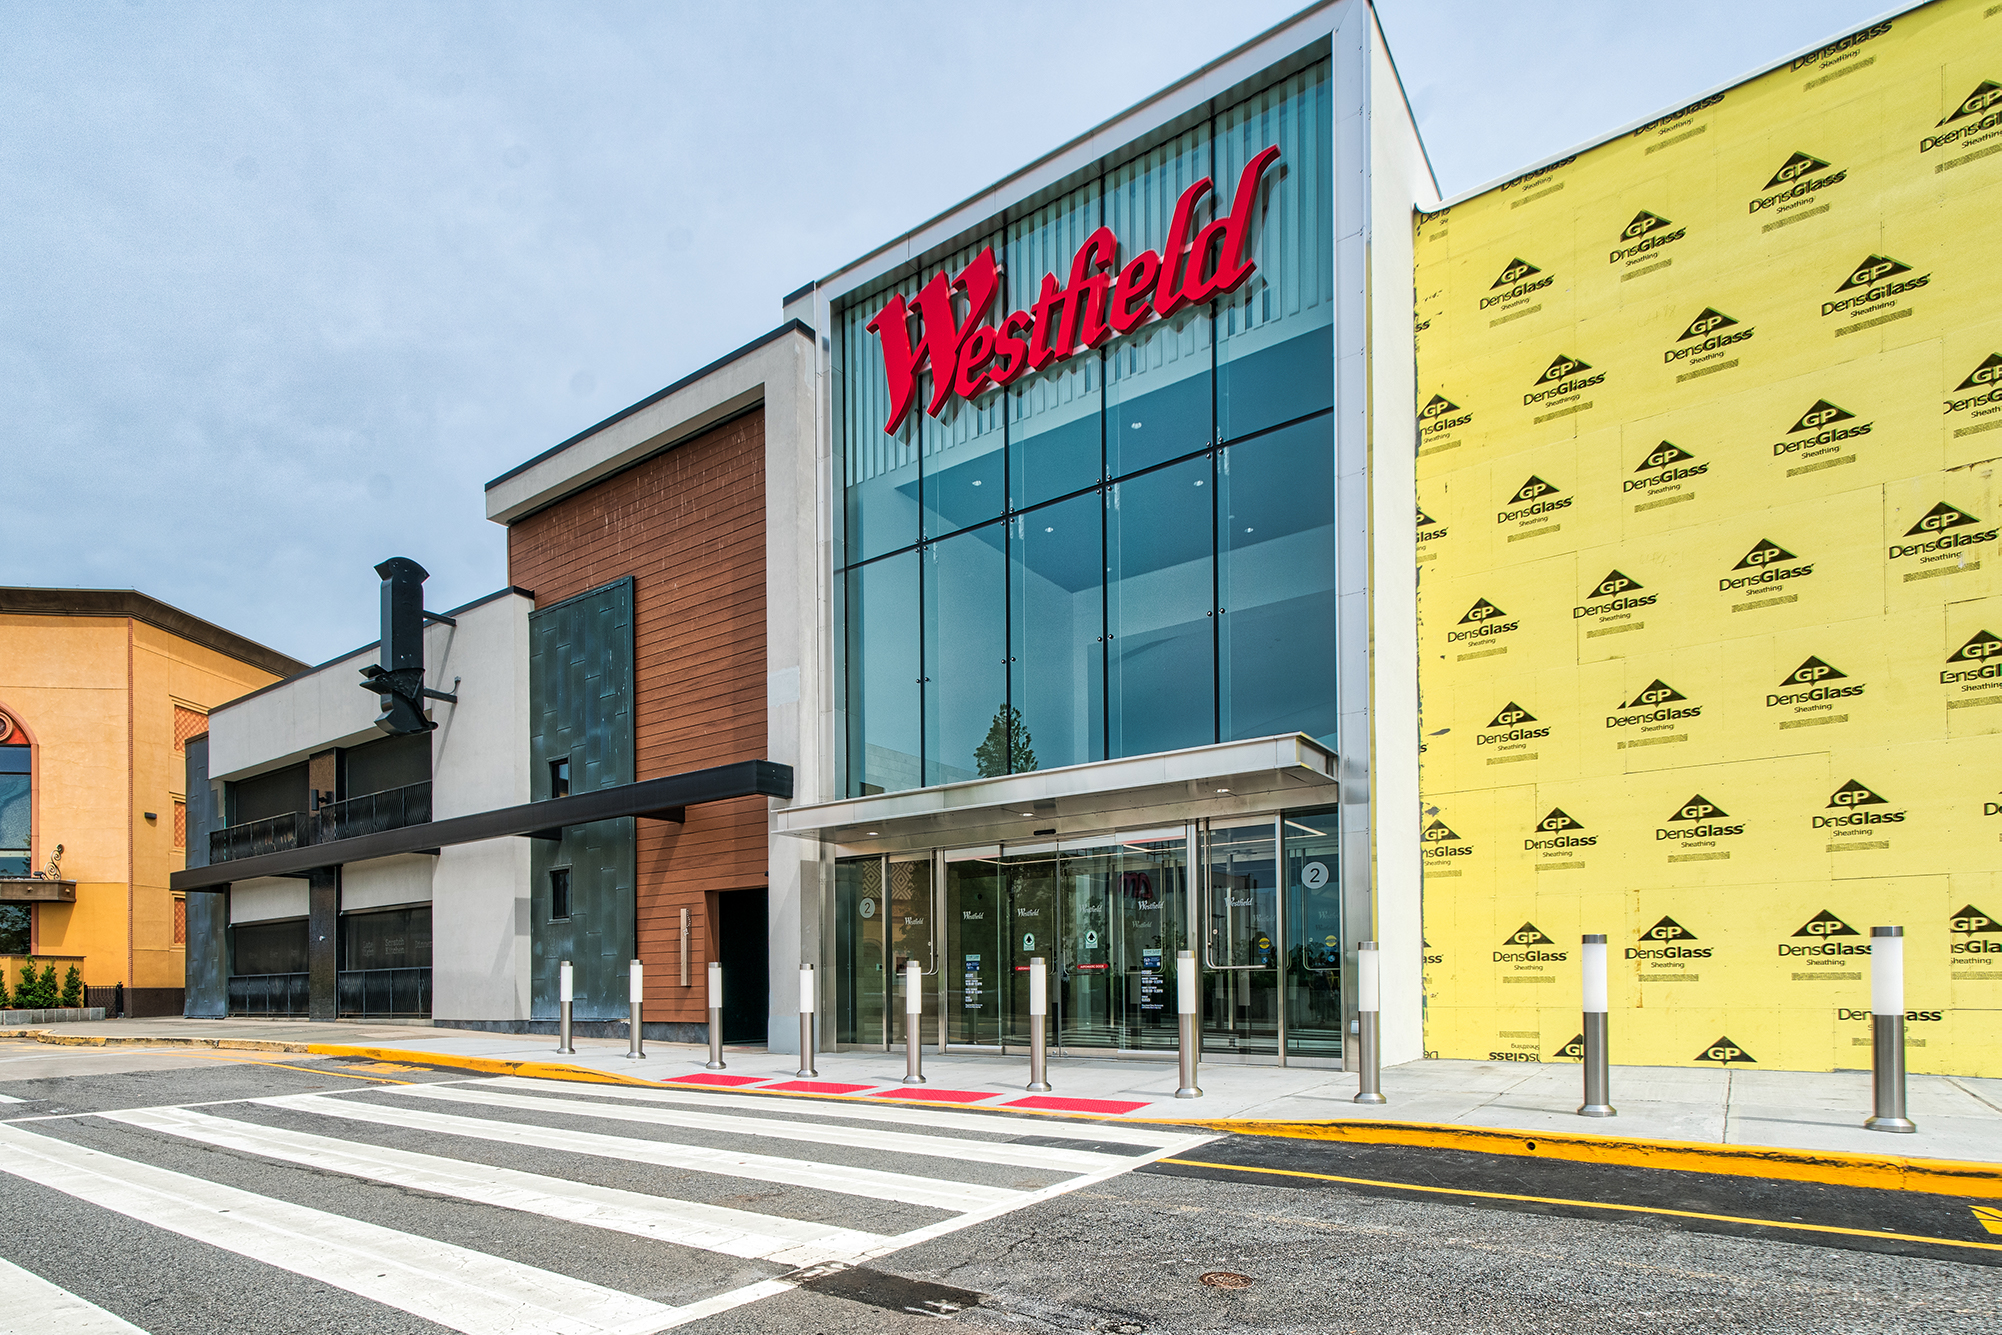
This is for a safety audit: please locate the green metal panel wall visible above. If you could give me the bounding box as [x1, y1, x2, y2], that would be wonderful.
[529, 577, 635, 1020]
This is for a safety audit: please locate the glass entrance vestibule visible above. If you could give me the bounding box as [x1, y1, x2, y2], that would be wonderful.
[831, 806, 1343, 1064]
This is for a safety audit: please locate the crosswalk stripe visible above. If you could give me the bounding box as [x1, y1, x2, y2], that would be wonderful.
[489, 1076, 1193, 1148]
[0, 1091, 30, 1102]
[0, 1255, 149, 1333]
[103, 1106, 886, 1267]
[385, 1082, 1131, 1174]
[0, 1121, 682, 1335]
[262, 1092, 1022, 1213]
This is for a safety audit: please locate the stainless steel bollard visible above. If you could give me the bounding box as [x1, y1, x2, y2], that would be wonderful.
[1865, 926, 1916, 1133]
[902, 959, 927, 1085]
[679, 907, 691, 987]
[1026, 956, 1051, 1092]
[1578, 934, 1615, 1117]
[1354, 941, 1386, 1104]
[704, 960, 726, 1069]
[796, 963, 818, 1078]
[624, 958, 645, 1060]
[1175, 949, 1202, 1099]
[556, 959, 575, 1054]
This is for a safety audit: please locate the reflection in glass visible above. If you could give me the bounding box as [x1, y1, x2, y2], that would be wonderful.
[844, 553, 921, 796]
[1105, 126, 1213, 480]
[1284, 807, 1342, 1058]
[1216, 63, 1333, 442]
[1008, 182, 1103, 510]
[1108, 457, 1215, 758]
[924, 524, 1007, 784]
[1000, 852, 1057, 1047]
[1219, 414, 1336, 744]
[1204, 820, 1279, 1055]
[1009, 493, 1104, 770]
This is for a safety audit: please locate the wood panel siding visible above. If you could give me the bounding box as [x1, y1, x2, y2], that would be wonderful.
[507, 408, 766, 1020]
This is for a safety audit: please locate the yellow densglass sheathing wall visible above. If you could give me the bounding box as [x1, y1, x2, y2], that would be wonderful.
[1413, 0, 2002, 1077]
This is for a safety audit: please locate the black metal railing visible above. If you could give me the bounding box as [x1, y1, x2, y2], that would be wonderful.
[210, 781, 433, 865]
[228, 972, 310, 1016]
[83, 983, 124, 1017]
[314, 781, 432, 844]
[209, 812, 306, 864]
[337, 967, 430, 1018]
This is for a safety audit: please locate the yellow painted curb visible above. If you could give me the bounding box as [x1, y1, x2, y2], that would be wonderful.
[302, 1045, 668, 1089]
[1140, 1117, 2002, 1199]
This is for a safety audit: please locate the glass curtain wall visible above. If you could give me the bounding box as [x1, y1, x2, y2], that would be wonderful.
[836, 63, 1333, 798]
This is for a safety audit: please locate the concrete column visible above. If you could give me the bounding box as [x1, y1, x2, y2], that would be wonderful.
[308, 867, 340, 1021]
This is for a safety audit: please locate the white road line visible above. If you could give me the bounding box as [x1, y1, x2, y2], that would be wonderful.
[384, 1082, 1130, 1174]
[104, 1106, 884, 1267]
[0, 1122, 679, 1335]
[484, 1076, 1195, 1148]
[0, 1091, 29, 1102]
[262, 1092, 1022, 1213]
[0, 1255, 149, 1333]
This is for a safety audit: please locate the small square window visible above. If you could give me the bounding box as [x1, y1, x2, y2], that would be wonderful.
[549, 867, 571, 921]
[550, 758, 571, 799]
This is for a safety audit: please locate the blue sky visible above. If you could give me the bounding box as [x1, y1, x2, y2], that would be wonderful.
[2, 0, 1894, 663]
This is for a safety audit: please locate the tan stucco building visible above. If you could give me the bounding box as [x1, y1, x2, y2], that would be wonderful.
[0, 588, 301, 1014]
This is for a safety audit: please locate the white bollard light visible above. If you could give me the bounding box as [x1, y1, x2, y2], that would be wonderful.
[902, 959, 926, 1085]
[1026, 956, 1051, 1092]
[1865, 926, 1915, 1133]
[1577, 934, 1613, 1117]
[1354, 941, 1385, 1104]
[797, 963, 818, 1078]
[1175, 949, 1202, 1099]
[704, 960, 726, 1070]
[624, 959, 645, 1060]
[556, 960, 575, 1054]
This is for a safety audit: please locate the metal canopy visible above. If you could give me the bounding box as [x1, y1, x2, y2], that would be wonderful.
[775, 733, 1336, 852]
[171, 759, 793, 891]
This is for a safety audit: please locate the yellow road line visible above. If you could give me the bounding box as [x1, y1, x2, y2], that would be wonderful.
[1138, 1117, 2002, 1199]
[1156, 1157, 2002, 1254]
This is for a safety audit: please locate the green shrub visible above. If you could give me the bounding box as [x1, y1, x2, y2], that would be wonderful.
[0, 973, 9, 1009]
[35, 966, 57, 1008]
[16, 964, 37, 1008]
[59, 965, 82, 1008]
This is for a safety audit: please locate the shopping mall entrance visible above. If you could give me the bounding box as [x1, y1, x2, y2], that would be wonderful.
[831, 807, 1343, 1064]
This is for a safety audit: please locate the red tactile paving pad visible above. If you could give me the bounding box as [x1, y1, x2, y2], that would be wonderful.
[761, 1081, 878, 1094]
[868, 1088, 1000, 1104]
[1003, 1095, 1151, 1114]
[663, 1073, 767, 1087]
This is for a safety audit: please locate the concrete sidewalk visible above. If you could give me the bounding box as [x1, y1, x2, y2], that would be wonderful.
[12, 1016, 2001, 1165]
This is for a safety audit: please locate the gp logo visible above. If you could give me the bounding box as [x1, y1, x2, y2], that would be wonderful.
[1493, 708, 1530, 727]
[1950, 906, 1997, 934]
[1695, 1038, 1755, 1065]
[1950, 631, 2002, 662]
[1540, 357, 1585, 382]
[1536, 809, 1582, 833]
[1419, 393, 1461, 420]
[1636, 443, 1691, 470]
[1836, 254, 1911, 291]
[1827, 780, 1887, 808]
[1786, 658, 1841, 685]
[1593, 572, 1638, 597]
[1738, 539, 1795, 567]
[1633, 685, 1677, 706]
[1799, 404, 1844, 429]
[1621, 210, 1669, 241]
[1553, 1035, 1586, 1060]
[1642, 918, 1694, 942]
[1493, 258, 1539, 286]
[1676, 800, 1719, 821]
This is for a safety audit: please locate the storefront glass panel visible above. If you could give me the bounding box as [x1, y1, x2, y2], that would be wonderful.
[1007, 181, 1103, 511]
[944, 853, 1004, 1047]
[1283, 806, 1342, 1059]
[887, 857, 934, 1045]
[833, 857, 885, 1046]
[1105, 124, 1213, 481]
[1203, 819, 1280, 1056]
[1108, 456, 1215, 758]
[840, 296, 920, 565]
[924, 522, 1008, 784]
[1215, 62, 1334, 443]
[921, 236, 1006, 540]
[844, 552, 921, 795]
[1218, 413, 1336, 746]
[1008, 492, 1103, 771]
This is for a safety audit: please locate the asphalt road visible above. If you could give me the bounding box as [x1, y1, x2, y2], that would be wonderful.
[0, 1046, 1994, 1334]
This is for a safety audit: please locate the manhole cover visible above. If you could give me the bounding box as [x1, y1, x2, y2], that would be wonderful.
[1199, 1272, 1253, 1290]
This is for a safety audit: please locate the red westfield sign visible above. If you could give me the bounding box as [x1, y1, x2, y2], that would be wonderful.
[866, 146, 1282, 433]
